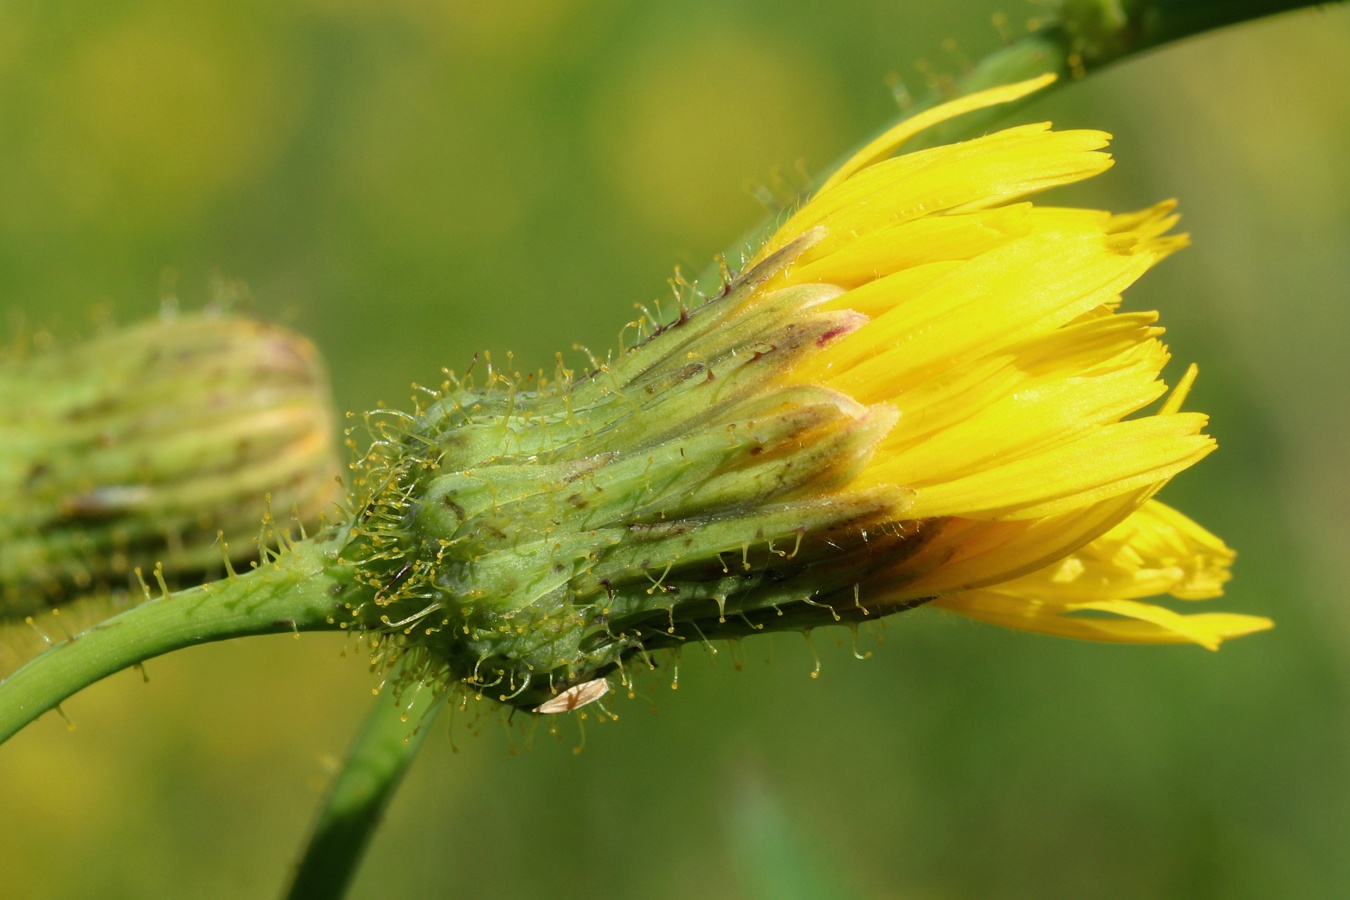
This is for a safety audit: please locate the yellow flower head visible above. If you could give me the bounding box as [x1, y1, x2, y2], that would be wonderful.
[347, 75, 1270, 712]
[739, 73, 1272, 649]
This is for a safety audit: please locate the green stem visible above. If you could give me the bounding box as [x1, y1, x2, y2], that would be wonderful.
[0, 537, 351, 744]
[898, 0, 1337, 150]
[1113, 0, 1334, 51]
[286, 677, 444, 900]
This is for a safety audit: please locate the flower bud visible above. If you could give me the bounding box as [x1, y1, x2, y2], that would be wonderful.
[0, 313, 341, 616]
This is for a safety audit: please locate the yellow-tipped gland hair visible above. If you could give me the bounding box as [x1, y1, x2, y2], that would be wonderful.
[345, 75, 1267, 715]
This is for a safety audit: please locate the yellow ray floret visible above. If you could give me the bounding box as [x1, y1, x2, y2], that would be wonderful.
[931, 502, 1272, 649]
[740, 74, 1264, 646]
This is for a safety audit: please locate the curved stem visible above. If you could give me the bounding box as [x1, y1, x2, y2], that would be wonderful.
[0, 537, 351, 744]
[896, 0, 1338, 152]
[286, 677, 444, 900]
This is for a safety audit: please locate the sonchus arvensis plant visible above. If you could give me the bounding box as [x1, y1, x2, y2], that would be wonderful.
[338, 75, 1271, 712]
[0, 76, 1274, 744]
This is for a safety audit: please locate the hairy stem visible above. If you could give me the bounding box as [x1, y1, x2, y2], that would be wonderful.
[286, 675, 443, 900]
[0, 537, 352, 744]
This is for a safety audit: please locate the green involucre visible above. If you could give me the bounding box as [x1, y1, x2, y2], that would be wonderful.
[339, 234, 926, 711]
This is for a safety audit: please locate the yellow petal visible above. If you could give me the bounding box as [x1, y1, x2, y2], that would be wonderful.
[926, 498, 1256, 648]
[935, 590, 1273, 649]
[885, 487, 1157, 599]
[902, 413, 1214, 520]
[756, 124, 1113, 266]
[816, 72, 1059, 194]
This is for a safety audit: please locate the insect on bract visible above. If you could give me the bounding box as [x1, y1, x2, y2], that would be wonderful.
[533, 678, 610, 714]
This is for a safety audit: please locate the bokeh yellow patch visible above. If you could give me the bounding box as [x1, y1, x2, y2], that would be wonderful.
[591, 30, 847, 242]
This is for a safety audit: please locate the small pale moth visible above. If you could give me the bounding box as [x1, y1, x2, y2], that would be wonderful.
[534, 677, 609, 714]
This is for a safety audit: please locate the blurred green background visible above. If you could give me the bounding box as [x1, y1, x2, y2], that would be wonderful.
[2, 1, 1349, 897]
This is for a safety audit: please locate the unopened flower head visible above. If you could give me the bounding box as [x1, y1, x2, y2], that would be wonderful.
[1, 313, 341, 616]
[340, 75, 1271, 712]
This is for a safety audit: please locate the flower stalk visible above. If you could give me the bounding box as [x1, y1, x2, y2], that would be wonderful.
[286, 662, 442, 900]
[0, 537, 348, 744]
[872, 0, 1336, 150]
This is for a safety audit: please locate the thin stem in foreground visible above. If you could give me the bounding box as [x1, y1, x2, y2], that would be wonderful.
[0, 537, 350, 745]
[286, 676, 444, 900]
